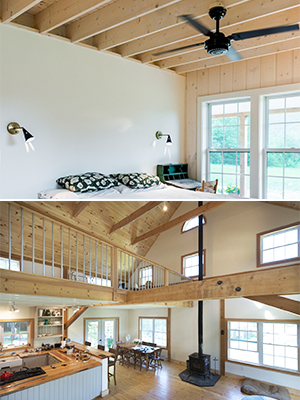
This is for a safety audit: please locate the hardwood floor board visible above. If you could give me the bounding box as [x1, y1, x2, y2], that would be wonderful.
[93, 361, 300, 400]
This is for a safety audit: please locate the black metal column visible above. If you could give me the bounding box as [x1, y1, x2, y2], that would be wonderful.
[198, 201, 203, 357]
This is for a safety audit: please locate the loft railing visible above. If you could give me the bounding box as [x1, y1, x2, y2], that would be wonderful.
[0, 203, 192, 291]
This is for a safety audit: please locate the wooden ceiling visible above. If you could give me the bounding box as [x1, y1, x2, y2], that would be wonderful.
[1, 0, 299, 75]
[12, 201, 182, 257]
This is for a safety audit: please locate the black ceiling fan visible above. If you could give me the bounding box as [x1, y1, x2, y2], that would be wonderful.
[153, 3, 299, 61]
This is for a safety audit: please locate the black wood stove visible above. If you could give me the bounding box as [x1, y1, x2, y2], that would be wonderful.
[188, 352, 210, 376]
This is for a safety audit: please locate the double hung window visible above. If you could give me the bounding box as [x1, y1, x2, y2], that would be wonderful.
[182, 251, 206, 279]
[228, 320, 299, 373]
[139, 317, 167, 348]
[265, 93, 300, 199]
[208, 99, 251, 197]
[139, 266, 153, 286]
[0, 320, 31, 349]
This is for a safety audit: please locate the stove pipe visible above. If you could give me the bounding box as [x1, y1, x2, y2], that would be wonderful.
[198, 201, 204, 358]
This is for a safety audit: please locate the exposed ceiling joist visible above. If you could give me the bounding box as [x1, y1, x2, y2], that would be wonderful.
[245, 295, 300, 316]
[2, 0, 41, 23]
[131, 201, 225, 245]
[109, 201, 162, 234]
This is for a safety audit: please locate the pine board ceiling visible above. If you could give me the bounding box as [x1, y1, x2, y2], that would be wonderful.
[1, 0, 299, 75]
[13, 201, 182, 257]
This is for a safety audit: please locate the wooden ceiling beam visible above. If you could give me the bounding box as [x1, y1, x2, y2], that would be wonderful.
[94, 0, 228, 51]
[175, 36, 300, 74]
[110, 201, 162, 234]
[126, 264, 300, 304]
[158, 28, 300, 70]
[117, 0, 298, 58]
[245, 295, 300, 316]
[155, 9, 300, 69]
[66, 0, 180, 43]
[73, 201, 91, 218]
[35, 0, 111, 34]
[263, 201, 300, 211]
[132, 201, 225, 245]
[64, 306, 89, 329]
[1, 0, 41, 23]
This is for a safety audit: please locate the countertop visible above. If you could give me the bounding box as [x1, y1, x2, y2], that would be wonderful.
[0, 343, 111, 397]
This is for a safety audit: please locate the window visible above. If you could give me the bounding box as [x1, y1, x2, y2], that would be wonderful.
[227, 320, 299, 373]
[85, 318, 118, 350]
[182, 216, 206, 233]
[257, 222, 300, 268]
[0, 257, 20, 271]
[265, 93, 300, 199]
[208, 99, 251, 197]
[182, 250, 206, 278]
[139, 317, 167, 348]
[0, 320, 32, 349]
[139, 266, 153, 286]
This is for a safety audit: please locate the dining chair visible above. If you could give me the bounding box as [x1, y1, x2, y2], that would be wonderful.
[142, 341, 157, 347]
[97, 344, 105, 351]
[84, 341, 91, 346]
[149, 348, 163, 370]
[108, 347, 118, 385]
[133, 349, 146, 371]
[196, 179, 218, 193]
[116, 342, 125, 365]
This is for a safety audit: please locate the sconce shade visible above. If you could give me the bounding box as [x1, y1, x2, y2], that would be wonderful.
[166, 135, 172, 145]
[22, 128, 35, 143]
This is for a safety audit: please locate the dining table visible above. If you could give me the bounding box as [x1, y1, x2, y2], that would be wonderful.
[116, 342, 160, 370]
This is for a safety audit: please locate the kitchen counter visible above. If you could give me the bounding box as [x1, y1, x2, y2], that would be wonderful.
[0, 347, 108, 399]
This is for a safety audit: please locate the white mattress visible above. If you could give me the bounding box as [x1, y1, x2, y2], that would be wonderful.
[38, 184, 245, 200]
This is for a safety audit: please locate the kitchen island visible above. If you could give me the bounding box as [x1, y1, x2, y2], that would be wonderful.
[0, 344, 110, 399]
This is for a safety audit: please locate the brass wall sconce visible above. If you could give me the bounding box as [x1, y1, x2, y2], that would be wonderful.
[7, 122, 35, 151]
[155, 131, 172, 145]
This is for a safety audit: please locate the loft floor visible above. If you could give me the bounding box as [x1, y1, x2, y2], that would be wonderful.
[94, 361, 300, 400]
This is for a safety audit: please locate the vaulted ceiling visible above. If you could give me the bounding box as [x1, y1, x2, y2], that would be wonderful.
[1, 0, 299, 75]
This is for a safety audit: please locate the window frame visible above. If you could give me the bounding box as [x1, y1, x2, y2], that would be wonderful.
[0, 319, 34, 352]
[226, 318, 300, 376]
[207, 97, 251, 197]
[139, 265, 153, 287]
[197, 83, 299, 199]
[181, 250, 206, 279]
[181, 215, 206, 234]
[256, 221, 300, 268]
[264, 92, 300, 200]
[138, 316, 168, 350]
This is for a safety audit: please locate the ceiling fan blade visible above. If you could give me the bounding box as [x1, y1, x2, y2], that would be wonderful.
[230, 24, 299, 41]
[226, 45, 242, 61]
[153, 42, 205, 56]
[180, 15, 213, 37]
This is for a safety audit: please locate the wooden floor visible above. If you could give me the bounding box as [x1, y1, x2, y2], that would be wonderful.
[94, 361, 300, 400]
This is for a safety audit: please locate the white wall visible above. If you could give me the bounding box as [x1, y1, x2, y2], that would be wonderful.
[0, 24, 185, 199]
[145, 201, 300, 389]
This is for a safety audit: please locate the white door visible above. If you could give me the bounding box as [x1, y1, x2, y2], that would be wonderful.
[85, 319, 117, 350]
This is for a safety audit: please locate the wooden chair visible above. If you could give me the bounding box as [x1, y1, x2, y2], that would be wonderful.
[84, 341, 91, 346]
[142, 341, 156, 347]
[149, 348, 163, 370]
[116, 342, 125, 365]
[133, 349, 146, 371]
[97, 344, 105, 351]
[196, 179, 218, 194]
[108, 347, 118, 385]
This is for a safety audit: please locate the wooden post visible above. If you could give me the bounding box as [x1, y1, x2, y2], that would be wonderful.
[164, 269, 169, 286]
[167, 308, 171, 362]
[220, 299, 226, 376]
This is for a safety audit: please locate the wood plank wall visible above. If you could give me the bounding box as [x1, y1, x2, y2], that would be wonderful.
[186, 49, 300, 179]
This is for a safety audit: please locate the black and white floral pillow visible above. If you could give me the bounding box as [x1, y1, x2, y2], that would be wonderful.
[110, 173, 160, 188]
[56, 172, 119, 192]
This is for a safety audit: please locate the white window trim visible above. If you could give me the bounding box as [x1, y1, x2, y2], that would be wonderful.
[197, 83, 300, 199]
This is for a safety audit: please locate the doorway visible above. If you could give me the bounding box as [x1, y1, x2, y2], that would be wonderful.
[85, 318, 118, 350]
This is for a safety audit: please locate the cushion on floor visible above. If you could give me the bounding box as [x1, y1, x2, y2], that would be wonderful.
[242, 396, 282, 400]
[241, 379, 291, 400]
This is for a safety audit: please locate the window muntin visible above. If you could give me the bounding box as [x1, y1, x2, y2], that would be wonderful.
[227, 320, 299, 373]
[265, 93, 300, 199]
[139, 266, 153, 286]
[257, 222, 300, 267]
[0, 321, 31, 349]
[0, 258, 20, 271]
[182, 216, 206, 233]
[208, 99, 250, 197]
[139, 318, 167, 348]
[182, 250, 206, 279]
